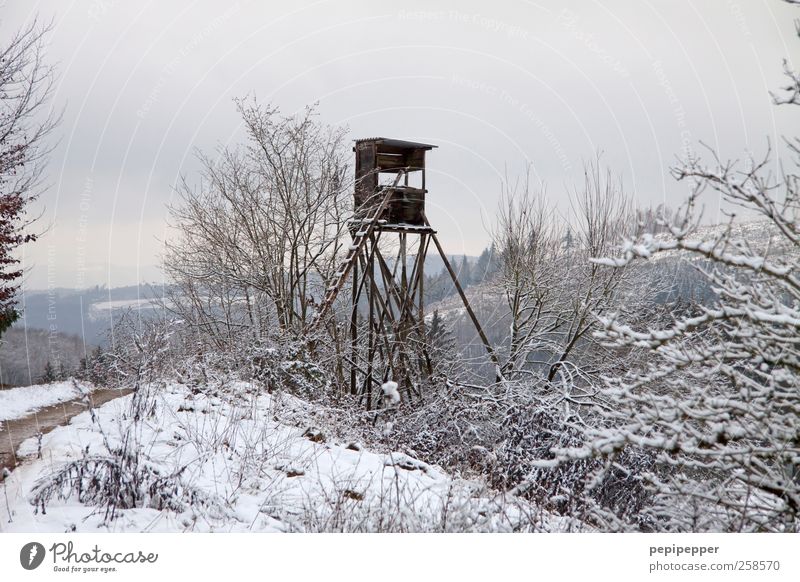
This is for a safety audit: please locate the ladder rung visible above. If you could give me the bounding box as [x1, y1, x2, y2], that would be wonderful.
[308, 170, 405, 328]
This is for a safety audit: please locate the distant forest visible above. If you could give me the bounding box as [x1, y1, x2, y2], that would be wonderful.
[0, 328, 88, 387]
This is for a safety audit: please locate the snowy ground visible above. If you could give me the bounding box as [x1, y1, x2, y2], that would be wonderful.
[0, 380, 96, 424]
[0, 381, 569, 532]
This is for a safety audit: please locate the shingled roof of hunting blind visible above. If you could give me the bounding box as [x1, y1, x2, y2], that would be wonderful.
[353, 137, 437, 151]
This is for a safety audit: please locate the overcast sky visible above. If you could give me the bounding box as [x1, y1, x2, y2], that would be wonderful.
[3, 0, 798, 290]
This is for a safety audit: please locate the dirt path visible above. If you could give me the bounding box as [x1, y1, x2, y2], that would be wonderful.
[0, 388, 131, 480]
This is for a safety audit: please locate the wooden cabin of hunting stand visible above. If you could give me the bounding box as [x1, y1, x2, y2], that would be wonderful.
[353, 138, 437, 227]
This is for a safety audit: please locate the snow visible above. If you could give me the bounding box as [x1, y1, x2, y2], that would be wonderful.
[0, 381, 558, 533]
[0, 381, 95, 423]
[381, 381, 400, 405]
[90, 298, 156, 312]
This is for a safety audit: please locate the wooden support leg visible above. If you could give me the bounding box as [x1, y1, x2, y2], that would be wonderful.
[428, 229, 503, 383]
[350, 259, 358, 395]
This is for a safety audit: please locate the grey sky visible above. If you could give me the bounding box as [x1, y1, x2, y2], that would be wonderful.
[2, 0, 798, 290]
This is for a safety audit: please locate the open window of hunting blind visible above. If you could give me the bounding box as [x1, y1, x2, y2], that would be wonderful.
[353, 137, 437, 227]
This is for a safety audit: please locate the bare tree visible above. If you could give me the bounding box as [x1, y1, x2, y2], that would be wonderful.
[163, 101, 350, 350]
[490, 161, 646, 390]
[491, 171, 561, 378]
[0, 19, 58, 335]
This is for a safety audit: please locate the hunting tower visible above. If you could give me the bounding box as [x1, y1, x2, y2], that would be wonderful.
[313, 138, 497, 407]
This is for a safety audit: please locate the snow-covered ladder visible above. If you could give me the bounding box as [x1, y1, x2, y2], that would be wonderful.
[310, 171, 406, 328]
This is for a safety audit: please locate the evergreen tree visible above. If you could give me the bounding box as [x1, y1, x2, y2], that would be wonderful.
[429, 309, 443, 342]
[474, 246, 491, 282]
[459, 255, 471, 287]
[562, 227, 574, 249]
[427, 309, 457, 372]
[41, 360, 56, 383]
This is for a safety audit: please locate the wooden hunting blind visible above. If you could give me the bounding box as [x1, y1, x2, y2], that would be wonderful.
[354, 137, 435, 227]
[312, 137, 499, 407]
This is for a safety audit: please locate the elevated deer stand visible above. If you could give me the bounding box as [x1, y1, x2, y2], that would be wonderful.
[312, 138, 498, 408]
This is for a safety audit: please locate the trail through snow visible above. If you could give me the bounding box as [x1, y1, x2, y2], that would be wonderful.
[0, 381, 97, 423]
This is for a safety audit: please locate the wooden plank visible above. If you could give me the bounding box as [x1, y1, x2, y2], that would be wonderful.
[350, 256, 358, 395]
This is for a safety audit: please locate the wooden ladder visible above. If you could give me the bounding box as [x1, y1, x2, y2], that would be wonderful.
[309, 171, 405, 328]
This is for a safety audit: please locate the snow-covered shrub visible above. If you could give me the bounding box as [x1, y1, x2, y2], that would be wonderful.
[28, 377, 232, 524]
[372, 382, 494, 467]
[247, 339, 329, 399]
[284, 470, 545, 533]
[102, 311, 180, 391]
[30, 447, 225, 523]
[339, 377, 652, 529]
[491, 403, 656, 530]
[27, 314, 233, 523]
[577, 220, 800, 530]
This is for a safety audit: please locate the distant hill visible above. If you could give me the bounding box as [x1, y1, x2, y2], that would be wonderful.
[16, 284, 166, 345]
[13, 253, 485, 340]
